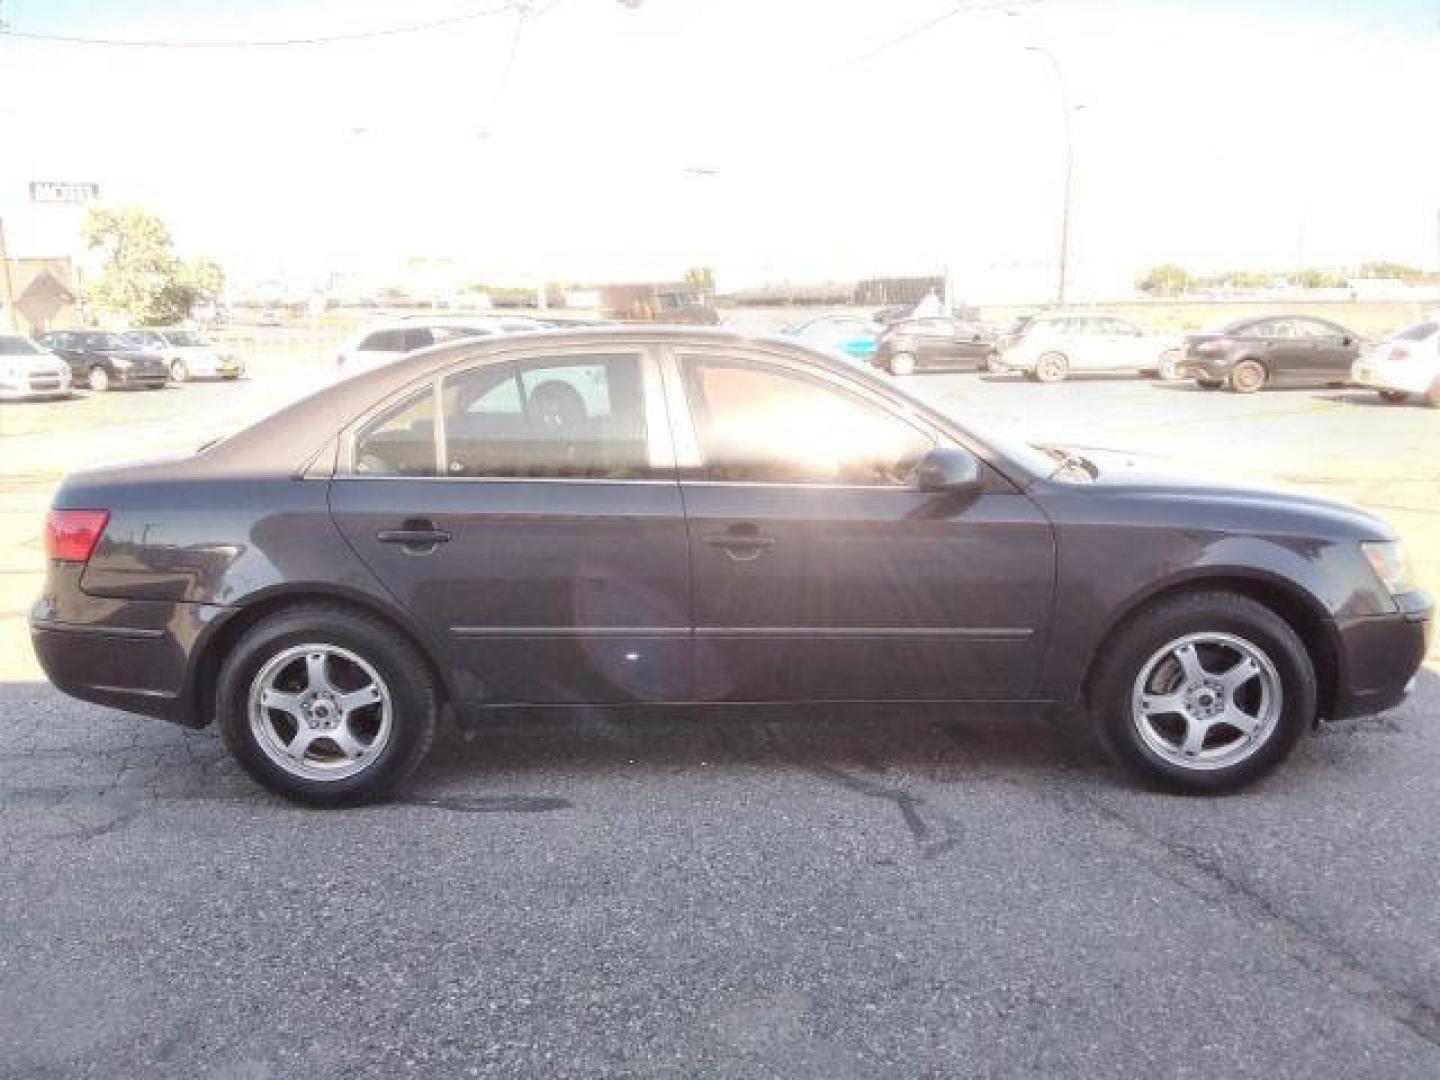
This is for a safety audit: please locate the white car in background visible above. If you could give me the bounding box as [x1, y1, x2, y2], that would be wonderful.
[999, 313, 1183, 382]
[1351, 319, 1440, 407]
[0, 333, 73, 400]
[125, 327, 244, 382]
[335, 315, 545, 378]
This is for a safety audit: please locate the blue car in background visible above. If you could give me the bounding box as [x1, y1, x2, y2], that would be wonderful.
[782, 315, 880, 361]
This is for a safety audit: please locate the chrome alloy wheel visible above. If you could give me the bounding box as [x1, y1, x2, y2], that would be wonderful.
[249, 643, 392, 781]
[1130, 632, 1282, 770]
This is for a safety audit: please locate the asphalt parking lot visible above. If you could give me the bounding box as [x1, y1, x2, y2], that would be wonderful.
[2, 355, 1438, 1078]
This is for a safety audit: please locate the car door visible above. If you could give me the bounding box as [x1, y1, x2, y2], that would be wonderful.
[1067, 317, 1108, 370]
[667, 345, 1055, 703]
[1253, 319, 1307, 382]
[1296, 319, 1358, 383]
[328, 344, 693, 705]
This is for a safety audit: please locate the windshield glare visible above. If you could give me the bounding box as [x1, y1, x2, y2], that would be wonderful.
[0, 335, 42, 355]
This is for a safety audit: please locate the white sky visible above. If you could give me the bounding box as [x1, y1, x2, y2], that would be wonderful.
[1, 0, 1437, 294]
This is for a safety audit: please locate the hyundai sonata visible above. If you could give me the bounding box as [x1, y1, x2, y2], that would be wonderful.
[31, 328, 1432, 804]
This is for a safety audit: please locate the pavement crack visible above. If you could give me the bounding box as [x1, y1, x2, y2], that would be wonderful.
[1060, 784, 1440, 1051]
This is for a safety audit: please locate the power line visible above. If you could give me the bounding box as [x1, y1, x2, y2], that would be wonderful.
[844, 0, 1041, 68]
[0, 2, 528, 49]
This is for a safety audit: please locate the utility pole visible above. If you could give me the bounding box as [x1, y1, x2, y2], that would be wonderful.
[1027, 45, 1075, 307]
[0, 217, 19, 332]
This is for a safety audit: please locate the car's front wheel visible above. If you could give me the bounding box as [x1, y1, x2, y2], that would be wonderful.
[1157, 349, 1182, 381]
[1033, 352, 1069, 382]
[1089, 591, 1314, 793]
[888, 351, 916, 376]
[216, 605, 438, 805]
[170, 359, 190, 382]
[88, 366, 111, 392]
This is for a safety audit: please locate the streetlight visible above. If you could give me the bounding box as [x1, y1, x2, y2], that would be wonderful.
[1026, 44, 1078, 306]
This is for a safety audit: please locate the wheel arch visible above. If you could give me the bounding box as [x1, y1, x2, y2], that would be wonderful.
[1079, 570, 1342, 721]
[187, 584, 453, 727]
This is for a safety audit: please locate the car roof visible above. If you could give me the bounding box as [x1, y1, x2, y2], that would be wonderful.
[194, 326, 1015, 479]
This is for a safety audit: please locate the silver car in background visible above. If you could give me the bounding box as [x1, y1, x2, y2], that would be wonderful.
[0, 333, 73, 401]
[1351, 320, 1440, 407]
[125, 327, 245, 383]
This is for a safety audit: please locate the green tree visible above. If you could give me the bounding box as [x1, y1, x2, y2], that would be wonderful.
[83, 206, 225, 325]
[1136, 263, 1192, 297]
[1290, 267, 1347, 289]
[1358, 260, 1422, 281]
[684, 265, 716, 293]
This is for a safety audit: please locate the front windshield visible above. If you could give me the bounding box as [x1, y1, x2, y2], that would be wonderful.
[0, 335, 41, 355]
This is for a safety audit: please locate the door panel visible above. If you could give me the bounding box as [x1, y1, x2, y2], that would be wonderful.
[686, 484, 1055, 701]
[330, 479, 691, 704]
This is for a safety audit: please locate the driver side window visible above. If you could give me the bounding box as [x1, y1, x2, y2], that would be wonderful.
[680, 357, 933, 486]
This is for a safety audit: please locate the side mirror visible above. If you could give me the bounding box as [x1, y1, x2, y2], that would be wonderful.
[916, 447, 983, 496]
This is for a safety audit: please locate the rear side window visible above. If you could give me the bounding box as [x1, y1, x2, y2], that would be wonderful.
[358, 329, 426, 352]
[1395, 321, 1439, 341]
[440, 353, 652, 479]
[353, 388, 439, 477]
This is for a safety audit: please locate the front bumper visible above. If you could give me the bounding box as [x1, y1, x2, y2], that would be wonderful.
[1177, 353, 1232, 380]
[1331, 590, 1433, 718]
[0, 371, 72, 399]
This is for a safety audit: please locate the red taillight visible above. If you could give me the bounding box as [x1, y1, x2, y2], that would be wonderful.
[44, 509, 109, 562]
[1390, 345, 1410, 362]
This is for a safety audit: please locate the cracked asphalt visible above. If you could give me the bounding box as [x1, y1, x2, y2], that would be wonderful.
[2, 347, 1438, 1077]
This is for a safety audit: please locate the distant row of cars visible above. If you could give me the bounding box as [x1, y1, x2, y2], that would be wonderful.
[785, 308, 1440, 405]
[0, 328, 244, 401]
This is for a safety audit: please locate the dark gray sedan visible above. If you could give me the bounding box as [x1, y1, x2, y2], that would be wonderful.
[31, 328, 1432, 804]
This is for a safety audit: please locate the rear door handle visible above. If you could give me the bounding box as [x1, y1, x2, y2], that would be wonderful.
[376, 521, 451, 551]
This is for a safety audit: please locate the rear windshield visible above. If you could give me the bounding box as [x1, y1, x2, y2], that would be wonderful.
[0, 335, 41, 355]
[1393, 321, 1439, 341]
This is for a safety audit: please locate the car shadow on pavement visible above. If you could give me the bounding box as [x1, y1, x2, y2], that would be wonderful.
[1322, 390, 1420, 409]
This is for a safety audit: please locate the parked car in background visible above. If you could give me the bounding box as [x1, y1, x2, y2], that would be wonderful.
[999, 313, 1182, 382]
[1180, 316, 1363, 393]
[0, 333, 73, 400]
[31, 327, 1431, 805]
[871, 304, 913, 326]
[335, 315, 544, 378]
[34, 330, 169, 391]
[258, 308, 283, 327]
[1351, 320, 1440, 407]
[872, 317, 998, 376]
[125, 328, 244, 382]
[783, 315, 880, 360]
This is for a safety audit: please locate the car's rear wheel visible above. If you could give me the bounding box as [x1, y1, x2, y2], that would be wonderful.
[1196, 377, 1223, 391]
[1157, 349, 1182, 381]
[888, 351, 916, 376]
[170, 359, 190, 382]
[1089, 591, 1314, 793]
[88, 366, 111, 392]
[1229, 359, 1267, 393]
[215, 605, 438, 805]
[1426, 377, 1440, 409]
[1379, 389, 1409, 403]
[1034, 352, 1069, 382]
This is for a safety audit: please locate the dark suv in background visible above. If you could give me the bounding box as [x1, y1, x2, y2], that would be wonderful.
[35, 330, 170, 391]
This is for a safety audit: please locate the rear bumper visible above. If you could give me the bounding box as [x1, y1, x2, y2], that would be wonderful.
[1331, 592, 1433, 718]
[30, 572, 225, 726]
[1350, 358, 1429, 395]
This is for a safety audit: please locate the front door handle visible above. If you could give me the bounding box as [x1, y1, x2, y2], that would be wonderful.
[377, 520, 451, 552]
[703, 532, 775, 562]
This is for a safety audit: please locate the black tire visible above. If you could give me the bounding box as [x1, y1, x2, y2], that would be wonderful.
[1378, 390, 1409, 404]
[1196, 377, 1223, 391]
[1229, 359, 1267, 393]
[215, 605, 439, 806]
[1088, 591, 1315, 793]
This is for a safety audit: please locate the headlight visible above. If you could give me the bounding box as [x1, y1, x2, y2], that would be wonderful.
[1362, 540, 1417, 596]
